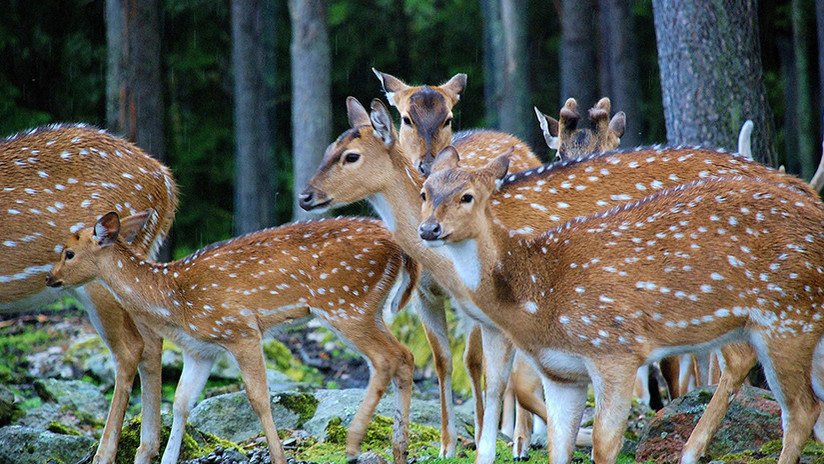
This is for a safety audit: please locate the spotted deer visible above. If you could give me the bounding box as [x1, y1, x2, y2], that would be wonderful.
[301, 96, 824, 463]
[300, 97, 630, 462]
[420, 150, 824, 464]
[0, 124, 177, 463]
[46, 212, 418, 464]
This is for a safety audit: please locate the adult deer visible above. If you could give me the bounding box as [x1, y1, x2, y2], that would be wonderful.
[46, 212, 417, 464]
[1, 124, 177, 463]
[301, 97, 821, 463]
[419, 151, 824, 464]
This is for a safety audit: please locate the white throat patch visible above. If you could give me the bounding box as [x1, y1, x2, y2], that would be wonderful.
[369, 193, 397, 232]
[438, 240, 482, 291]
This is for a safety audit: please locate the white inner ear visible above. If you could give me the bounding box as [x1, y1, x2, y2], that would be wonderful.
[495, 178, 504, 191]
[94, 222, 106, 239]
[547, 136, 560, 150]
[384, 92, 397, 107]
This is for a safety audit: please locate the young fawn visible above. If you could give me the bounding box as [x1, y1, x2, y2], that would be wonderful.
[420, 151, 824, 464]
[46, 212, 417, 464]
[1, 123, 177, 463]
[300, 97, 629, 462]
[301, 97, 822, 463]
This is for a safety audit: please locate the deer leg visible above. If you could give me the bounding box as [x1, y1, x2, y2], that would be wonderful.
[474, 325, 514, 464]
[678, 354, 695, 395]
[589, 360, 638, 464]
[160, 352, 214, 464]
[74, 286, 142, 464]
[512, 403, 533, 461]
[416, 289, 458, 458]
[500, 383, 515, 438]
[634, 364, 651, 407]
[391, 345, 415, 464]
[680, 343, 755, 464]
[659, 356, 682, 399]
[464, 321, 485, 445]
[752, 333, 818, 464]
[541, 377, 588, 464]
[233, 341, 286, 464]
[134, 328, 163, 464]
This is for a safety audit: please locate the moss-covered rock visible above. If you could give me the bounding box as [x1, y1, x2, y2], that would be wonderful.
[33, 378, 108, 424]
[115, 415, 235, 464]
[188, 390, 317, 443]
[636, 385, 782, 463]
[0, 384, 21, 425]
[0, 425, 95, 464]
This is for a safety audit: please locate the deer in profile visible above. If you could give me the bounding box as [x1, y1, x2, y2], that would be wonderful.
[419, 150, 824, 464]
[46, 211, 418, 464]
[0, 124, 177, 463]
[301, 96, 824, 463]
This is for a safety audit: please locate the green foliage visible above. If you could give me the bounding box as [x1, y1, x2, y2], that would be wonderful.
[0, 328, 53, 383]
[262, 339, 324, 385]
[276, 392, 319, 427]
[115, 415, 235, 464]
[46, 420, 82, 436]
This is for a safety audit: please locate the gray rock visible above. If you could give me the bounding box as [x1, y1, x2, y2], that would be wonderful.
[356, 451, 389, 464]
[188, 390, 318, 443]
[63, 334, 115, 386]
[0, 384, 19, 426]
[18, 403, 62, 429]
[303, 388, 473, 440]
[33, 378, 108, 422]
[0, 425, 95, 464]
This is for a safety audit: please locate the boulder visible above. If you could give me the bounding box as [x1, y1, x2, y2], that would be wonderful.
[636, 385, 782, 463]
[303, 388, 473, 440]
[0, 384, 20, 426]
[0, 425, 95, 464]
[33, 378, 108, 422]
[188, 390, 318, 443]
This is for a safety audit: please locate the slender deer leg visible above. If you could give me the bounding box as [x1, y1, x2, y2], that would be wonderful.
[634, 364, 651, 407]
[474, 325, 514, 464]
[681, 343, 755, 464]
[751, 333, 819, 464]
[160, 353, 214, 464]
[391, 346, 415, 464]
[541, 377, 588, 464]
[589, 361, 638, 464]
[660, 356, 682, 398]
[678, 354, 695, 395]
[500, 383, 515, 438]
[134, 328, 163, 464]
[464, 321, 485, 445]
[512, 403, 533, 461]
[233, 341, 287, 464]
[341, 335, 400, 462]
[416, 286, 458, 458]
[694, 352, 711, 386]
[74, 286, 143, 464]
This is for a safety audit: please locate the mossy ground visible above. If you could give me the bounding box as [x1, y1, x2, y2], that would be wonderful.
[114, 415, 238, 464]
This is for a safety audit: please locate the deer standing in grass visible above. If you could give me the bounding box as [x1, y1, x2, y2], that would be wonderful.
[46, 212, 418, 464]
[301, 97, 824, 463]
[0, 124, 177, 463]
[371, 71, 628, 457]
[419, 151, 824, 464]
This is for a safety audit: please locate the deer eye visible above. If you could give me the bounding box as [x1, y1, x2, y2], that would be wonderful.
[65, 250, 75, 260]
[402, 116, 412, 126]
[444, 117, 453, 127]
[460, 193, 474, 204]
[343, 152, 360, 164]
[420, 191, 427, 202]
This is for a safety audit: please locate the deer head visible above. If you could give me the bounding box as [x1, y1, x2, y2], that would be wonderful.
[373, 69, 467, 176]
[418, 148, 509, 245]
[46, 210, 152, 288]
[535, 97, 625, 160]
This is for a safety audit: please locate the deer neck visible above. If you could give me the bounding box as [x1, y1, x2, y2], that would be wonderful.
[95, 244, 182, 323]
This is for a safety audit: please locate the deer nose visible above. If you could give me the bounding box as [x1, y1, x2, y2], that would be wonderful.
[418, 221, 443, 241]
[298, 190, 314, 208]
[45, 273, 62, 288]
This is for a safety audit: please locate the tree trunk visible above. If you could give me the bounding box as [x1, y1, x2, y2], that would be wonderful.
[652, 0, 776, 166]
[560, 0, 599, 110]
[792, 0, 816, 178]
[231, 0, 277, 235]
[779, 37, 800, 173]
[498, 0, 531, 140]
[289, 0, 331, 221]
[818, 0, 824, 141]
[598, 0, 643, 147]
[481, 0, 503, 127]
[106, 0, 168, 258]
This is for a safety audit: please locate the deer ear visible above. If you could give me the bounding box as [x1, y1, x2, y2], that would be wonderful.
[559, 97, 580, 130]
[609, 112, 626, 138]
[369, 98, 396, 147]
[485, 152, 511, 188]
[372, 68, 409, 106]
[120, 209, 154, 245]
[535, 107, 560, 150]
[431, 146, 460, 174]
[347, 97, 371, 128]
[440, 73, 467, 101]
[94, 212, 121, 247]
